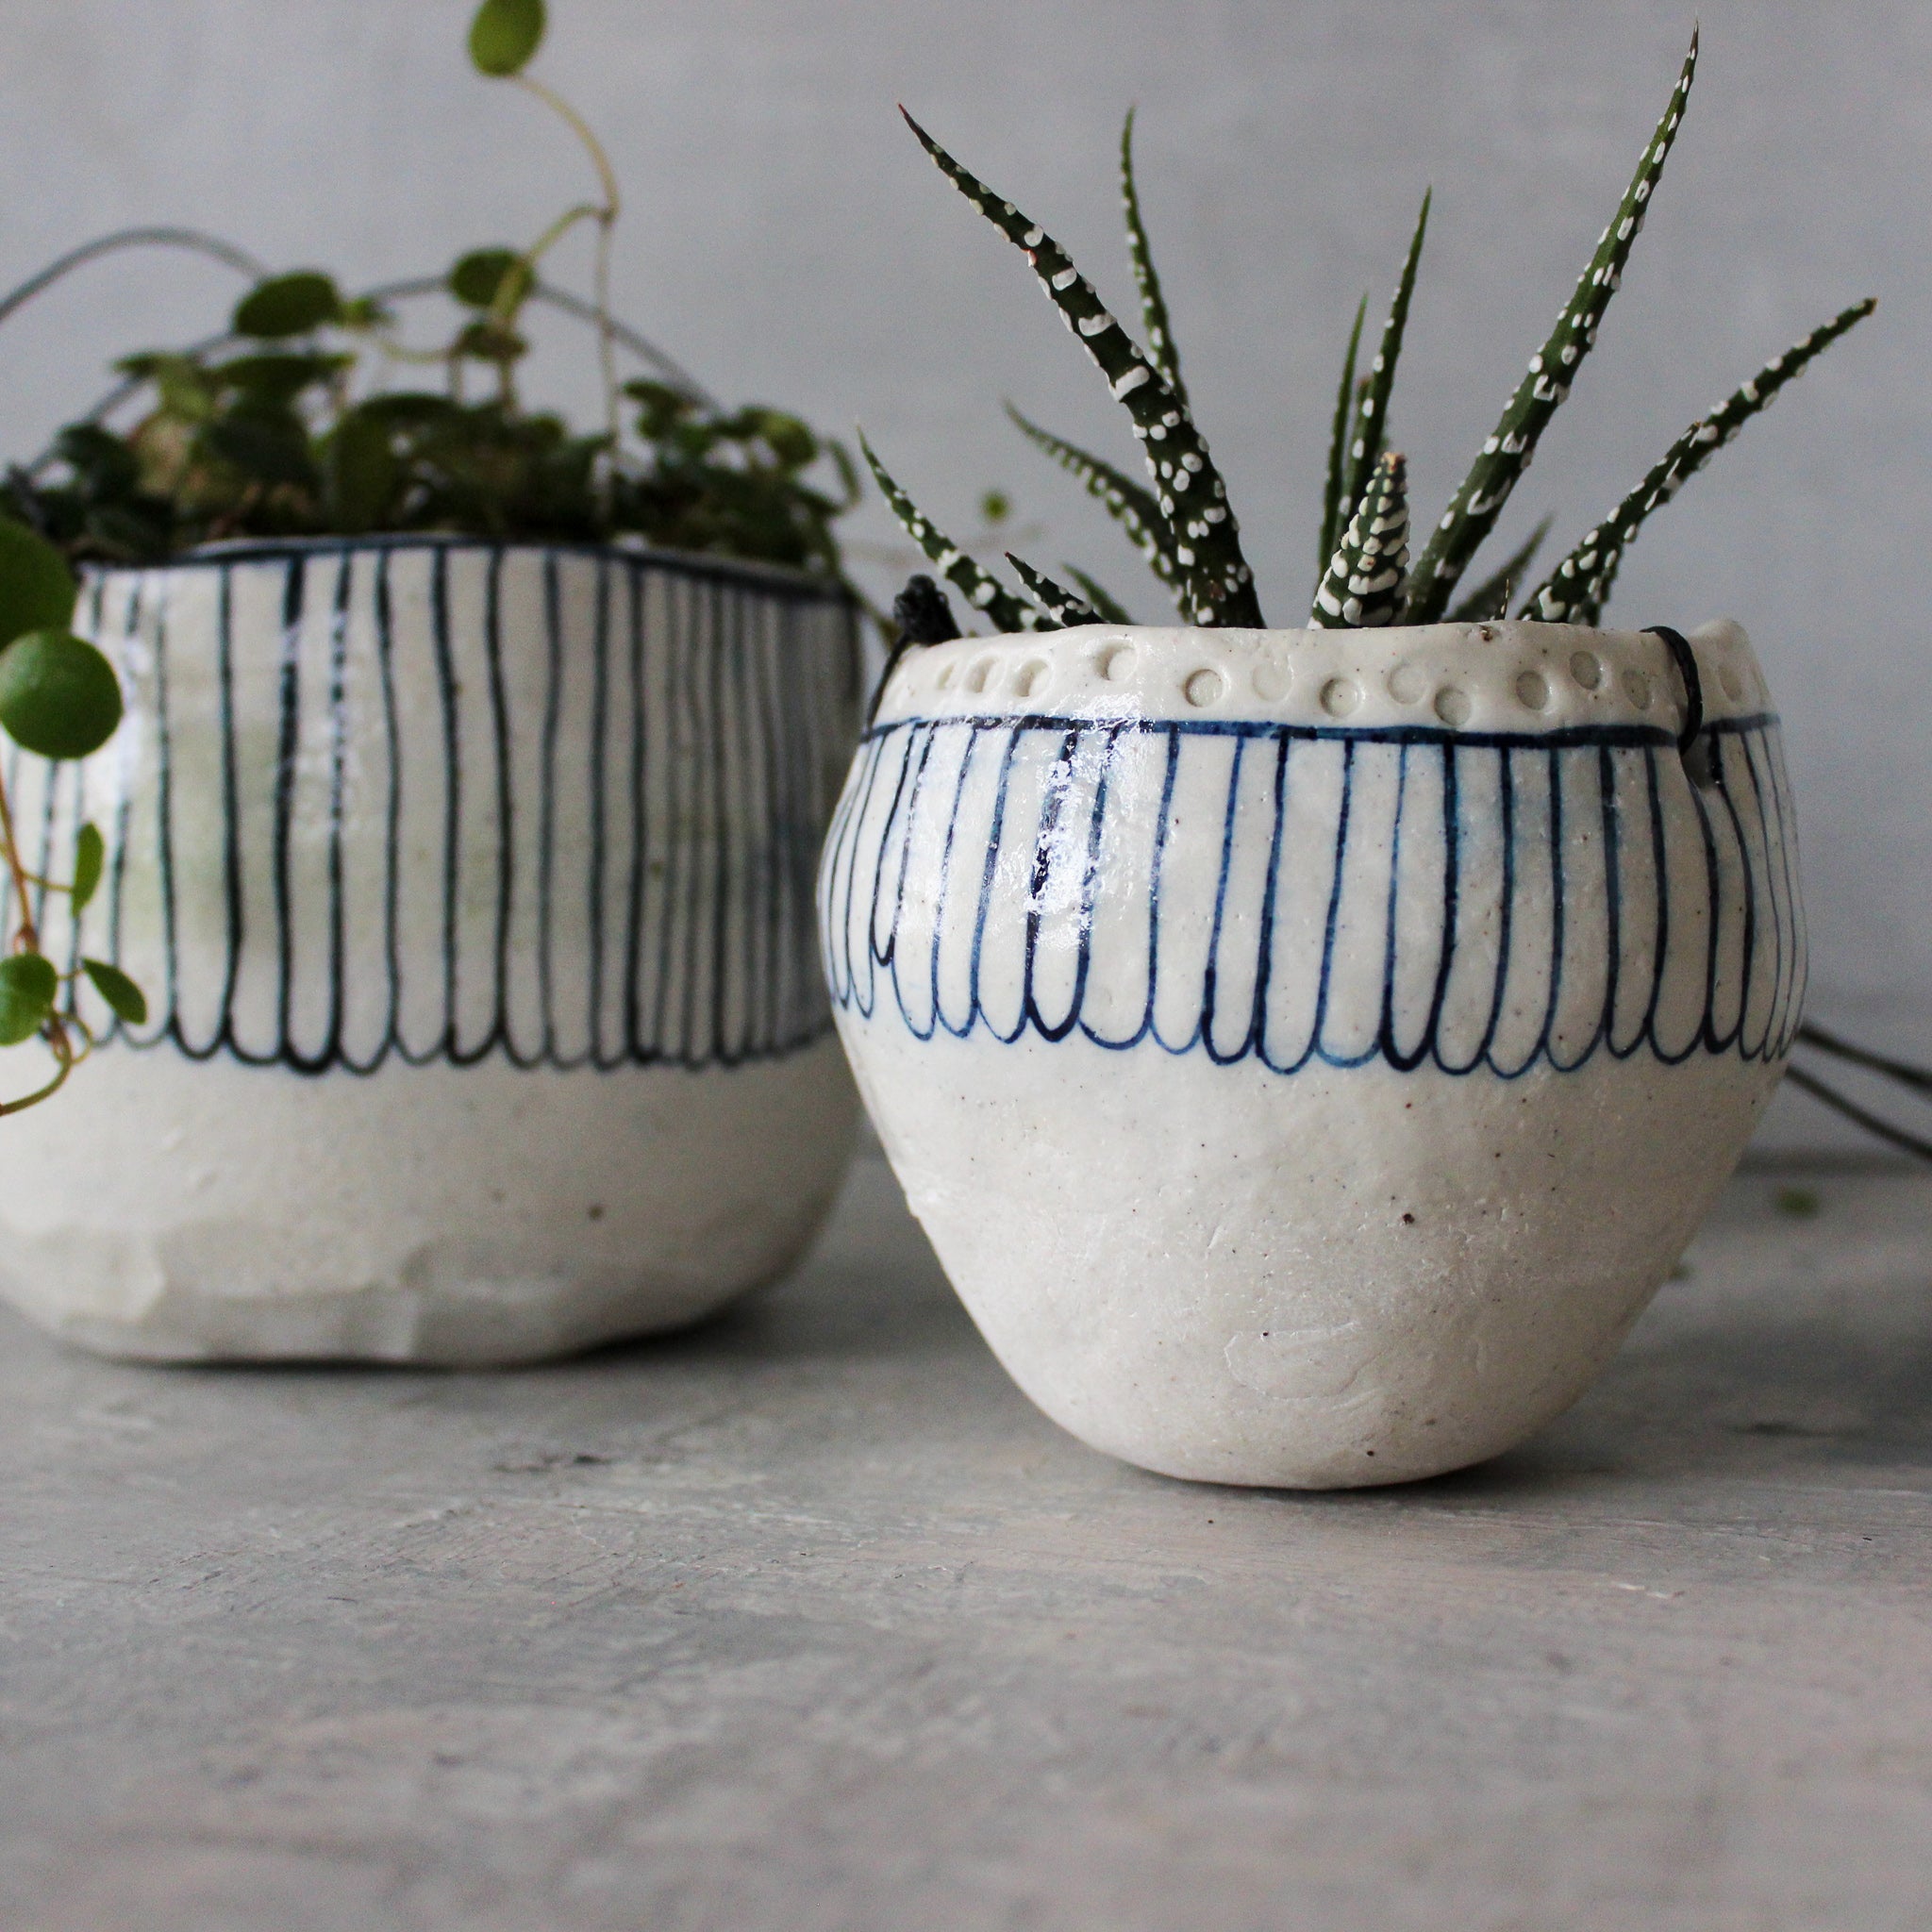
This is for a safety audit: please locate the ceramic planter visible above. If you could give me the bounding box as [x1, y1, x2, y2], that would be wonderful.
[0, 536, 860, 1363]
[820, 619, 1801, 1487]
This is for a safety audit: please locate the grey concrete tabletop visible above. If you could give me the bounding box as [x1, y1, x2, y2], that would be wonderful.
[2, 1153, 1928, 1932]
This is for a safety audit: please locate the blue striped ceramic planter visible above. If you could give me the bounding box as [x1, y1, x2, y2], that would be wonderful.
[0, 536, 860, 1362]
[820, 619, 1799, 1486]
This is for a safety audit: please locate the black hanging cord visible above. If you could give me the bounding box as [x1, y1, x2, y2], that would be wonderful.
[1642, 626, 1930, 1161]
[868, 575, 960, 724]
[1795, 1020, 1932, 1096]
[1643, 624, 1704, 756]
[1783, 1064, 1932, 1163]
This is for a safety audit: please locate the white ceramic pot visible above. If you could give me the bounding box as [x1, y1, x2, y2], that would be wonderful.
[0, 536, 860, 1363]
[820, 619, 1801, 1487]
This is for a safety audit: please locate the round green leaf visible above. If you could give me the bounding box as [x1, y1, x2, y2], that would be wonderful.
[81, 957, 146, 1026]
[753, 411, 818, 468]
[0, 952, 57, 1046]
[0, 518, 77, 651]
[468, 0, 545, 75]
[0, 630, 124, 759]
[449, 248, 533, 309]
[70, 822, 105, 913]
[454, 318, 528, 364]
[232, 272, 344, 340]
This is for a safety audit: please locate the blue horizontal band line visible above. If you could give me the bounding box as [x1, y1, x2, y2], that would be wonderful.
[865, 709, 1777, 753]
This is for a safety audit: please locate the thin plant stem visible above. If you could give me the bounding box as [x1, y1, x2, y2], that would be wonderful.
[0, 761, 41, 953]
[0, 1045, 73, 1118]
[0, 759, 75, 1118]
[501, 201, 604, 298]
[513, 73, 624, 487]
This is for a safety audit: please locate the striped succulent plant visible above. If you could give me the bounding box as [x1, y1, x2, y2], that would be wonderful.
[869, 29, 1873, 636]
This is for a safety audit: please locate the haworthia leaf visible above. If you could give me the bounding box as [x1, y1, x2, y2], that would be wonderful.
[1120, 108, 1187, 408]
[1521, 296, 1875, 625]
[858, 433, 1037, 635]
[1319, 296, 1368, 580]
[1006, 555, 1104, 628]
[1311, 450, 1409, 628]
[70, 822, 105, 913]
[81, 957, 146, 1026]
[1406, 28, 1699, 622]
[1447, 516, 1553, 623]
[902, 110, 1262, 625]
[1006, 405, 1185, 605]
[1061, 565, 1134, 625]
[1344, 190, 1430, 521]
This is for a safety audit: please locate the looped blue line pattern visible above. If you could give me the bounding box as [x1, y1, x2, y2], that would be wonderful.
[818, 710, 1805, 1076]
[3, 538, 859, 1074]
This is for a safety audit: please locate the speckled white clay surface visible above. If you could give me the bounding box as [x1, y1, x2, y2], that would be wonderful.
[0, 1043, 856, 1365]
[0, 539, 860, 1363]
[822, 620, 1800, 1487]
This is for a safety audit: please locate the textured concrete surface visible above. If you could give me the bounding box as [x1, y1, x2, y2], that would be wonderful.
[2, 1152, 1929, 1931]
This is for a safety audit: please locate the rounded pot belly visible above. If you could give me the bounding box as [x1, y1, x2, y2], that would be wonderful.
[823, 618, 1804, 1487]
[847, 1024, 1774, 1487]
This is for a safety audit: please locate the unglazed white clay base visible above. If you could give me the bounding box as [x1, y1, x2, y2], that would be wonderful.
[0, 1043, 856, 1366]
[821, 620, 1801, 1487]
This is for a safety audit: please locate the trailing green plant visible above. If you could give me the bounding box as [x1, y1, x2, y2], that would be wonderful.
[1, 0, 858, 581]
[0, 517, 143, 1115]
[868, 30, 1873, 634]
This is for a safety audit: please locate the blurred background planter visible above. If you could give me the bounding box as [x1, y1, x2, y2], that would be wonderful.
[0, 533, 860, 1363]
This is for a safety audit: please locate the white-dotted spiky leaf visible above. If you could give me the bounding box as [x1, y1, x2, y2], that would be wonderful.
[859, 433, 1037, 634]
[1311, 450, 1409, 629]
[1521, 297, 1874, 625]
[1318, 296, 1367, 580]
[1343, 191, 1430, 522]
[903, 110, 1261, 626]
[1007, 555, 1104, 628]
[1006, 404, 1184, 611]
[1407, 29, 1699, 621]
[1120, 109, 1188, 407]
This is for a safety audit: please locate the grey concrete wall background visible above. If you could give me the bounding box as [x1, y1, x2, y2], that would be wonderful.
[0, 1, 1923, 1148]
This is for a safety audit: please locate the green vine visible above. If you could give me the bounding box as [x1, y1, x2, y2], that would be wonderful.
[0, 0, 858, 584]
[0, 520, 143, 1116]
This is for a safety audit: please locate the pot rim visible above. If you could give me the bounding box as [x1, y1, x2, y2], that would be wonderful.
[80, 530, 855, 606]
[874, 617, 1770, 740]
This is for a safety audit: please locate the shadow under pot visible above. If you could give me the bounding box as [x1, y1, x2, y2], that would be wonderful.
[820, 619, 1801, 1489]
[0, 536, 861, 1364]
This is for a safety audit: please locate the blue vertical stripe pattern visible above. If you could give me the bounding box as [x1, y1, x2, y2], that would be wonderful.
[818, 711, 1805, 1075]
[3, 537, 858, 1074]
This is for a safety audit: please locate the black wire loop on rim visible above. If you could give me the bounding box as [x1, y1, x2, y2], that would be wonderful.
[1643, 625, 1704, 757]
[1645, 625, 1707, 760]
